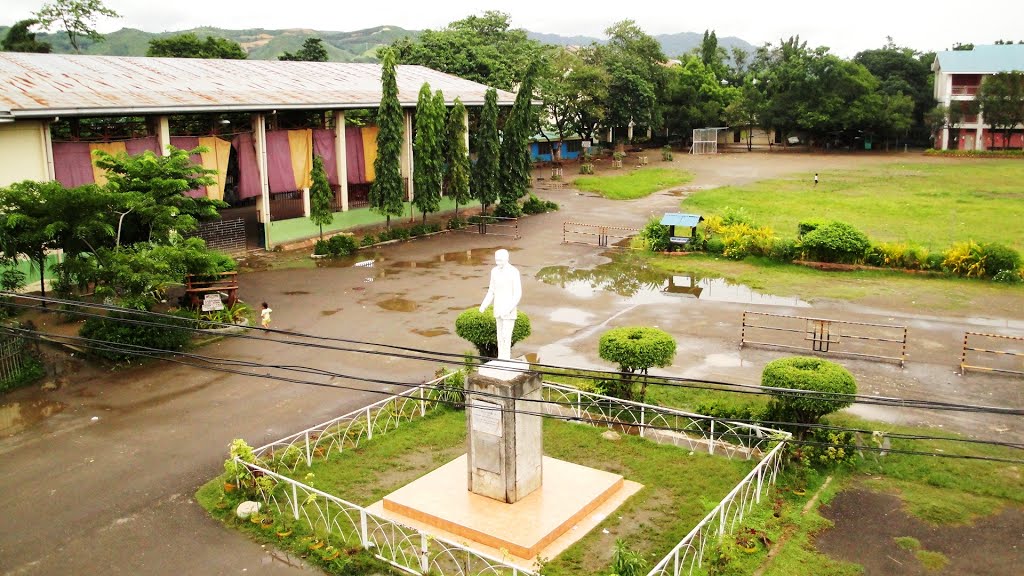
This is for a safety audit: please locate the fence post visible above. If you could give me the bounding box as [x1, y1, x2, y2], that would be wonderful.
[360, 509, 370, 548]
[419, 385, 426, 416]
[576, 391, 582, 419]
[709, 420, 715, 455]
[639, 406, 646, 438]
[420, 532, 430, 573]
[755, 466, 763, 504]
[960, 332, 968, 374]
[304, 431, 312, 466]
[901, 326, 908, 368]
[366, 408, 373, 440]
[291, 483, 299, 519]
[740, 311, 746, 347]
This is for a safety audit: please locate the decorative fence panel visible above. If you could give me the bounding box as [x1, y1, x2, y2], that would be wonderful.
[454, 216, 520, 239]
[0, 333, 31, 388]
[235, 376, 790, 576]
[960, 332, 1024, 376]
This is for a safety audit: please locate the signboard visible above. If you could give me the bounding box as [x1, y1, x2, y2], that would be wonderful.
[581, 140, 591, 149]
[471, 399, 503, 437]
[202, 293, 224, 311]
[669, 236, 692, 245]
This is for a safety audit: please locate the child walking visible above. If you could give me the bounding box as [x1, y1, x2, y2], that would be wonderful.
[260, 302, 272, 328]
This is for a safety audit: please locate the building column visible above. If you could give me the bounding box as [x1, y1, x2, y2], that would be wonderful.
[41, 121, 55, 181]
[401, 108, 414, 201]
[975, 110, 985, 151]
[302, 188, 311, 217]
[463, 107, 470, 155]
[334, 110, 349, 211]
[157, 116, 171, 156]
[252, 113, 273, 250]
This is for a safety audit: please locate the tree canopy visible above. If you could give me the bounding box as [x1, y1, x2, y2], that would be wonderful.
[369, 49, 406, 228]
[33, 0, 120, 53]
[472, 88, 501, 213]
[308, 155, 333, 239]
[278, 37, 329, 62]
[147, 33, 247, 59]
[444, 98, 472, 216]
[1, 19, 52, 53]
[412, 84, 445, 223]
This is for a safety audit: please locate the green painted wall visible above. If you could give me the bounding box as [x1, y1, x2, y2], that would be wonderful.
[269, 198, 480, 245]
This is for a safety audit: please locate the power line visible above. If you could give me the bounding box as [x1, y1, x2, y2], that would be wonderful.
[5, 323, 1022, 462]
[6, 293, 1022, 418]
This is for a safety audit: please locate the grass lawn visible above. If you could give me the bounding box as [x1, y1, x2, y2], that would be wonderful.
[680, 161, 1024, 251]
[199, 408, 755, 576]
[574, 167, 692, 200]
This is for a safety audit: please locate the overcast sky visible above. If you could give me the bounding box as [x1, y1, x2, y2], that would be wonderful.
[5, 0, 1023, 58]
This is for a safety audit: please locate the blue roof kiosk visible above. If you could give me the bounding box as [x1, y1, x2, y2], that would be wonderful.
[660, 213, 704, 251]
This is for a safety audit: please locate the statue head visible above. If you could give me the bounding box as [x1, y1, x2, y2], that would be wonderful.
[494, 249, 509, 268]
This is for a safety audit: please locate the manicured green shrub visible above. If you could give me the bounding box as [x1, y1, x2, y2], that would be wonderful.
[493, 201, 523, 218]
[313, 239, 330, 256]
[797, 219, 826, 237]
[992, 269, 1023, 284]
[579, 163, 594, 175]
[762, 356, 857, 439]
[719, 223, 777, 260]
[924, 252, 945, 271]
[706, 237, 725, 254]
[979, 243, 1021, 277]
[638, 218, 670, 252]
[768, 238, 797, 262]
[327, 234, 357, 256]
[454, 307, 531, 358]
[800, 221, 871, 263]
[522, 194, 559, 215]
[80, 310, 195, 362]
[447, 216, 467, 230]
[866, 242, 930, 270]
[360, 235, 375, 247]
[598, 326, 676, 402]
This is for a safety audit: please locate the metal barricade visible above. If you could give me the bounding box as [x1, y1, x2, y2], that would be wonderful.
[455, 215, 520, 239]
[741, 310, 908, 366]
[562, 222, 641, 249]
[960, 332, 1024, 376]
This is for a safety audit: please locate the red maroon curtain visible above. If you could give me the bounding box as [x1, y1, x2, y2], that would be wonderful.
[233, 133, 262, 200]
[52, 142, 95, 187]
[345, 126, 366, 184]
[312, 129, 339, 186]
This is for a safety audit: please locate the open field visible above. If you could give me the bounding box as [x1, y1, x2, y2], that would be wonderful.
[573, 167, 693, 200]
[678, 161, 1024, 251]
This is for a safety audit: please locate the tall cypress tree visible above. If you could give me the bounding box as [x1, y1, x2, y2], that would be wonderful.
[413, 83, 443, 224]
[308, 155, 333, 240]
[498, 61, 539, 213]
[370, 50, 406, 229]
[473, 88, 500, 214]
[445, 98, 472, 218]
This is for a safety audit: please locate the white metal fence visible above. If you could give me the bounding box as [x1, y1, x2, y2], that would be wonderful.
[234, 374, 790, 576]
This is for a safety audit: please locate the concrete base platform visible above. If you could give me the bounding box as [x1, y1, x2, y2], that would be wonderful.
[373, 454, 641, 562]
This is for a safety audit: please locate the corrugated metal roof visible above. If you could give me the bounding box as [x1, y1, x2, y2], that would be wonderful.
[660, 213, 703, 227]
[934, 44, 1024, 74]
[0, 53, 517, 118]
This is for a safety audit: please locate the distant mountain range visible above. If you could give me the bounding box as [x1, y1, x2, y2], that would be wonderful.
[0, 25, 756, 62]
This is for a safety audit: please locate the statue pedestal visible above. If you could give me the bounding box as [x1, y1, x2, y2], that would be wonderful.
[466, 360, 542, 504]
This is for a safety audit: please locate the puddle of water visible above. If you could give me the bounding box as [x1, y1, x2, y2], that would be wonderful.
[412, 327, 450, 337]
[537, 257, 809, 307]
[0, 400, 67, 436]
[377, 297, 419, 312]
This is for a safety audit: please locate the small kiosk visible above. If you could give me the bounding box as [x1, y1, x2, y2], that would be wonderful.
[660, 213, 704, 251]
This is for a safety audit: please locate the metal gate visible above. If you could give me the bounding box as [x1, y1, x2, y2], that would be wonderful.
[960, 332, 1024, 376]
[455, 216, 520, 239]
[741, 311, 908, 366]
[562, 222, 641, 248]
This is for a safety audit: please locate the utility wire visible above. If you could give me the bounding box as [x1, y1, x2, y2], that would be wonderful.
[5, 323, 1022, 461]
[6, 293, 1022, 417]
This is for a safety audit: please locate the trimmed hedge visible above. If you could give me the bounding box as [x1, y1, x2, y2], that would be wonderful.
[762, 356, 857, 438]
[799, 221, 871, 264]
[80, 310, 195, 362]
[598, 326, 676, 401]
[454, 307, 531, 358]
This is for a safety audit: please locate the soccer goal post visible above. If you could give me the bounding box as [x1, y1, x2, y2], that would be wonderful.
[691, 127, 725, 155]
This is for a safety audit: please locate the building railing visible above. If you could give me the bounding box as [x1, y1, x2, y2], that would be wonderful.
[234, 376, 790, 576]
[951, 85, 979, 96]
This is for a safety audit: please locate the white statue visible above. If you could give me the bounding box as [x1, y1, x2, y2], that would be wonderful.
[479, 249, 522, 360]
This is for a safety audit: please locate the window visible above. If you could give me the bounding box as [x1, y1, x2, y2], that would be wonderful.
[565, 140, 582, 153]
[536, 142, 552, 156]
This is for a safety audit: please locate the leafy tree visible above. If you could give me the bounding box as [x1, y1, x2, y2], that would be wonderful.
[147, 33, 247, 59]
[725, 75, 767, 151]
[978, 72, 1024, 149]
[1, 19, 52, 53]
[385, 11, 544, 90]
[472, 89, 501, 214]
[597, 326, 676, 402]
[498, 60, 539, 212]
[762, 356, 857, 440]
[91, 147, 224, 244]
[278, 37, 329, 62]
[854, 39, 936, 145]
[536, 48, 578, 160]
[369, 50, 406, 229]
[664, 55, 736, 141]
[413, 84, 445, 224]
[33, 0, 120, 53]
[697, 29, 728, 80]
[560, 47, 610, 143]
[599, 20, 667, 139]
[308, 155, 333, 240]
[454, 307, 531, 358]
[444, 99, 472, 217]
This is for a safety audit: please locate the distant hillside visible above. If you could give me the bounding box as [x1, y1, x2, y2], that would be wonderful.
[527, 30, 756, 59]
[0, 25, 420, 62]
[0, 25, 755, 62]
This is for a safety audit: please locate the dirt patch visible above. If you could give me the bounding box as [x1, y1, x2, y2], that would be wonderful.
[815, 487, 1024, 575]
[575, 487, 675, 573]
